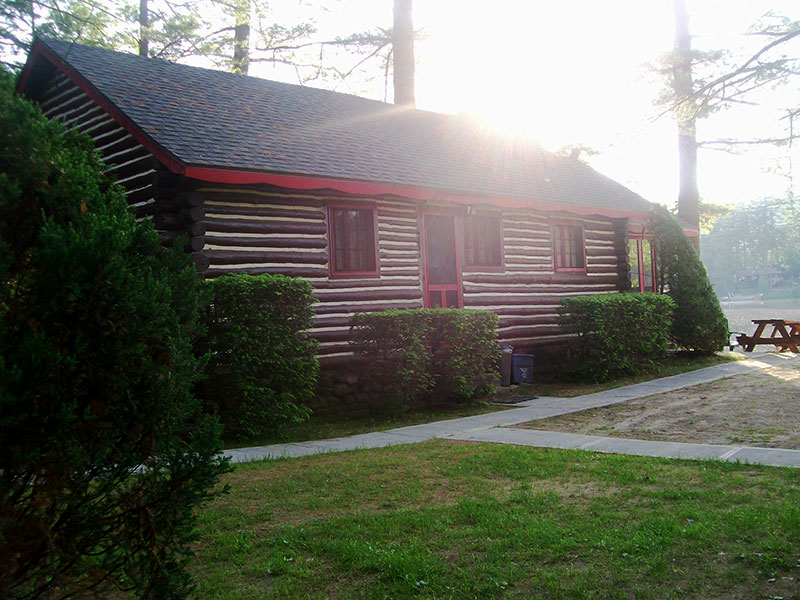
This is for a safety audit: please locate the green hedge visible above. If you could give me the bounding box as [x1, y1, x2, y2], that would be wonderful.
[650, 205, 729, 352]
[558, 293, 675, 382]
[196, 274, 319, 438]
[350, 308, 499, 410]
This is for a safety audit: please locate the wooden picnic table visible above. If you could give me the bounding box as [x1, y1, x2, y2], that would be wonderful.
[736, 319, 800, 353]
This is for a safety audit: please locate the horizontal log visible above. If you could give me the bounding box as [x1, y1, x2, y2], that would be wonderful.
[109, 154, 153, 181]
[378, 216, 419, 227]
[203, 235, 327, 249]
[205, 265, 328, 278]
[584, 230, 617, 242]
[498, 326, 562, 339]
[313, 278, 420, 289]
[478, 305, 558, 316]
[379, 268, 420, 277]
[504, 240, 552, 249]
[309, 329, 351, 343]
[313, 300, 423, 315]
[316, 342, 354, 356]
[498, 328, 568, 341]
[133, 201, 156, 219]
[498, 316, 559, 327]
[464, 294, 594, 306]
[198, 188, 327, 207]
[312, 315, 355, 328]
[315, 288, 422, 302]
[116, 170, 156, 192]
[463, 282, 617, 295]
[379, 250, 419, 260]
[203, 202, 325, 220]
[504, 256, 553, 265]
[377, 208, 418, 220]
[463, 273, 619, 286]
[202, 218, 327, 235]
[102, 135, 145, 161]
[379, 232, 420, 243]
[585, 246, 615, 258]
[126, 185, 155, 206]
[206, 249, 328, 265]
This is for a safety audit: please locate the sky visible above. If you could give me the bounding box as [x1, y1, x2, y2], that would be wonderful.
[253, 0, 800, 210]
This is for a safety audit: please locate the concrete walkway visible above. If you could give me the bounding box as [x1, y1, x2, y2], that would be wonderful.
[223, 352, 800, 468]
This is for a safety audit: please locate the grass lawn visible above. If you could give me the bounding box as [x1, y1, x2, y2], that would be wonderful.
[193, 440, 800, 599]
[224, 352, 742, 449]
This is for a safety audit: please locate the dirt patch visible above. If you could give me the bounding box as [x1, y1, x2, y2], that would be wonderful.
[516, 358, 800, 448]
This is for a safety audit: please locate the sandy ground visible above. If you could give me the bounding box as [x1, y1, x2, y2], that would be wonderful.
[518, 356, 800, 449]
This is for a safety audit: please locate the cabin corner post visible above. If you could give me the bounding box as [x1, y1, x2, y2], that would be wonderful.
[613, 218, 631, 291]
[152, 169, 208, 275]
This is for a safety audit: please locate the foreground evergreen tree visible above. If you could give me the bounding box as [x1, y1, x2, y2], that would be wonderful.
[650, 205, 729, 353]
[0, 72, 229, 599]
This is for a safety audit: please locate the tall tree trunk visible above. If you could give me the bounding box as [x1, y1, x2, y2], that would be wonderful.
[673, 0, 700, 250]
[232, 0, 250, 74]
[392, 0, 415, 106]
[138, 0, 149, 57]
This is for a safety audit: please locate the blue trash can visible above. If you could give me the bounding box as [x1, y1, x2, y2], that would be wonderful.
[511, 354, 534, 384]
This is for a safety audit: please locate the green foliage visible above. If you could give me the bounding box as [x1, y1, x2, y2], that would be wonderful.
[650, 205, 729, 352]
[197, 274, 319, 439]
[558, 293, 676, 382]
[350, 308, 499, 409]
[702, 197, 800, 294]
[0, 72, 228, 599]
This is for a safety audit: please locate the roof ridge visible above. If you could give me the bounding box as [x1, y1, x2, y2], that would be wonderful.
[36, 36, 461, 122]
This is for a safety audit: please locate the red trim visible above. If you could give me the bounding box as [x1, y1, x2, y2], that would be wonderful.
[19, 39, 186, 175]
[629, 235, 657, 293]
[421, 209, 463, 308]
[551, 220, 586, 273]
[327, 202, 379, 278]
[184, 166, 652, 221]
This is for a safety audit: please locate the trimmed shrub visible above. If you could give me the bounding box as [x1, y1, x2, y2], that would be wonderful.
[0, 73, 227, 599]
[650, 205, 729, 352]
[350, 308, 499, 409]
[425, 309, 500, 401]
[197, 273, 319, 439]
[559, 293, 676, 381]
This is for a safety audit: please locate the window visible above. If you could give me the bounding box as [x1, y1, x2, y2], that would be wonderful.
[464, 214, 502, 268]
[329, 205, 378, 276]
[552, 222, 585, 271]
[629, 237, 656, 292]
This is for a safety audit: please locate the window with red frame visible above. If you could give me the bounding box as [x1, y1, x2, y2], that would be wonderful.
[629, 237, 656, 292]
[464, 214, 502, 267]
[329, 206, 377, 275]
[552, 223, 585, 271]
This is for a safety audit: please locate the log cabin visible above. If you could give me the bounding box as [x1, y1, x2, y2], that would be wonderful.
[18, 37, 687, 366]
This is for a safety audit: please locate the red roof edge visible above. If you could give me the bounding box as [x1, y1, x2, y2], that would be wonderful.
[17, 38, 186, 176]
[184, 166, 653, 220]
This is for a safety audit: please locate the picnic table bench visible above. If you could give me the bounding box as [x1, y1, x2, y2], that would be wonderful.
[736, 319, 800, 353]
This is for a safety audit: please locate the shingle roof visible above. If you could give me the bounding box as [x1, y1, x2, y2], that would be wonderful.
[31, 38, 651, 214]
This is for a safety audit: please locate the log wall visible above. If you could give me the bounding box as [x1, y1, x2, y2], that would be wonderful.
[35, 72, 158, 218]
[462, 211, 624, 352]
[197, 186, 424, 361]
[32, 70, 209, 268]
[31, 67, 630, 364]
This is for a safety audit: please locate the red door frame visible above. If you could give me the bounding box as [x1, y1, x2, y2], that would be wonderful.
[420, 209, 463, 308]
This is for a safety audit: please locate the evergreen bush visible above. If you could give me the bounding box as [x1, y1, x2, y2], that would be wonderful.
[197, 273, 319, 439]
[0, 72, 228, 599]
[559, 293, 675, 382]
[350, 308, 499, 409]
[650, 205, 729, 352]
